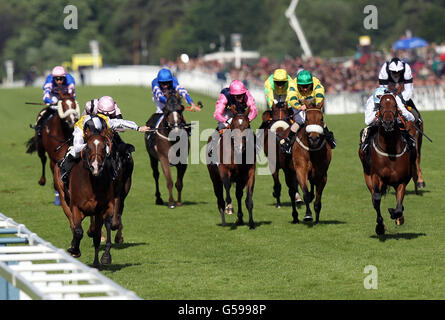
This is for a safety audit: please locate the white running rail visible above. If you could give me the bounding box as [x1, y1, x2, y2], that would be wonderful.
[0, 212, 141, 300]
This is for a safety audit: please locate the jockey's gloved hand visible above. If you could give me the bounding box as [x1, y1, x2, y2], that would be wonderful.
[51, 96, 59, 105]
[44, 97, 53, 104]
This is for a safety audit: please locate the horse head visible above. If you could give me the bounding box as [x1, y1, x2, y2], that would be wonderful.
[57, 92, 80, 128]
[304, 104, 325, 148]
[378, 94, 398, 132]
[164, 89, 185, 132]
[83, 133, 112, 177]
[229, 104, 251, 155]
[271, 99, 290, 122]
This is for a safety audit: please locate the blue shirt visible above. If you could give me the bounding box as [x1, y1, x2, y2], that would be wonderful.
[151, 76, 193, 105]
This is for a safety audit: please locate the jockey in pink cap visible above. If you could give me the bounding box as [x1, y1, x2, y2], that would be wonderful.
[34, 66, 77, 136]
[82, 96, 123, 119]
[208, 80, 258, 159]
[59, 95, 150, 188]
[214, 80, 258, 130]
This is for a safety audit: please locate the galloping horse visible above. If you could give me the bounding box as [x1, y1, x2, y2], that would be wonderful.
[359, 93, 416, 235]
[145, 89, 190, 208]
[261, 101, 303, 217]
[26, 92, 80, 203]
[207, 105, 256, 229]
[54, 129, 115, 268]
[291, 102, 332, 224]
[388, 82, 425, 193]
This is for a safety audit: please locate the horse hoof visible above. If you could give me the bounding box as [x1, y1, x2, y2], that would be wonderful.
[249, 224, 255, 230]
[67, 248, 81, 258]
[276, 204, 281, 209]
[156, 198, 164, 205]
[304, 215, 313, 222]
[417, 182, 425, 189]
[115, 236, 124, 244]
[38, 179, 45, 186]
[236, 219, 244, 226]
[176, 202, 183, 207]
[375, 224, 386, 235]
[295, 193, 304, 204]
[168, 202, 176, 209]
[225, 205, 233, 215]
[396, 216, 405, 226]
[292, 218, 299, 224]
[101, 254, 112, 265]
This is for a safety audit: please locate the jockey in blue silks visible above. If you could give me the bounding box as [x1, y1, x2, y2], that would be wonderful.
[145, 68, 200, 143]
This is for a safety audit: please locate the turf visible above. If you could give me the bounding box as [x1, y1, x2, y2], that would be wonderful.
[1, 86, 444, 299]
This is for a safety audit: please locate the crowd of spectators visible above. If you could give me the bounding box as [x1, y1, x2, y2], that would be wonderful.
[162, 43, 445, 94]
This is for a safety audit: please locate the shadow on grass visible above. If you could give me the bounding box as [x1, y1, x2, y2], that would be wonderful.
[216, 220, 272, 230]
[371, 232, 427, 242]
[99, 242, 147, 250]
[267, 201, 304, 209]
[95, 263, 142, 272]
[389, 189, 430, 197]
[289, 220, 347, 228]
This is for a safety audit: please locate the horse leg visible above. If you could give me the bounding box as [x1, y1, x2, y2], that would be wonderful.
[159, 156, 175, 208]
[372, 178, 386, 235]
[175, 164, 187, 206]
[222, 174, 233, 215]
[235, 181, 244, 226]
[36, 137, 47, 186]
[389, 183, 406, 226]
[272, 169, 282, 208]
[208, 165, 226, 226]
[415, 129, 425, 190]
[284, 169, 298, 224]
[68, 207, 84, 258]
[314, 175, 327, 224]
[92, 215, 104, 268]
[245, 170, 255, 230]
[149, 154, 164, 205]
[100, 214, 113, 265]
[297, 169, 313, 222]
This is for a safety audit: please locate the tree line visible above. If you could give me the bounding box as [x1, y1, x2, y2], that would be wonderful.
[1, 0, 444, 79]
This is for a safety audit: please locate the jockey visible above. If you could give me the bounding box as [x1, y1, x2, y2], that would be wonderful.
[146, 68, 200, 129]
[260, 69, 298, 129]
[378, 57, 420, 120]
[59, 96, 150, 188]
[82, 97, 123, 119]
[360, 87, 415, 153]
[214, 80, 258, 130]
[279, 70, 336, 154]
[34, 66, 76, 136]
[207, 80, 258, 158]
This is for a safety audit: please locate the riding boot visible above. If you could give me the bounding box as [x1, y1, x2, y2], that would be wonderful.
[323, 126, 337, 149]
[60, 154, 76, 189]
[401, 130, 416, 151]
[280, 130, 296, 154]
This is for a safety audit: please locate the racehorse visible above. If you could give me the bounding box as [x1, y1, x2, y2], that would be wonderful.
[54, 129, 115, 268]
[145, 89, 190, 208]
[388, 82, 425, 193]
[358, 93, 417, 235]
[26, 91, 80, 204]
[207, 105, 256, 229]
[261, 100, 303, 218]
[291, 101, 332, 224]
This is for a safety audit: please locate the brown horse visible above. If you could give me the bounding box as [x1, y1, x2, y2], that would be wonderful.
[26, 92, 80, 204]
[145, 89, 190, 208]
[207, 105, 256, 229]
[291, 103, 332, 224]
[358, 93, 417, 235]
[261, 101, 303, 217]
[388, 82, 425, 193]
[54, 130, 115, 268]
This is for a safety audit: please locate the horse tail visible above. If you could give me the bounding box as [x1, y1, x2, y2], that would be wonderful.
[26, 136, 37, 154]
